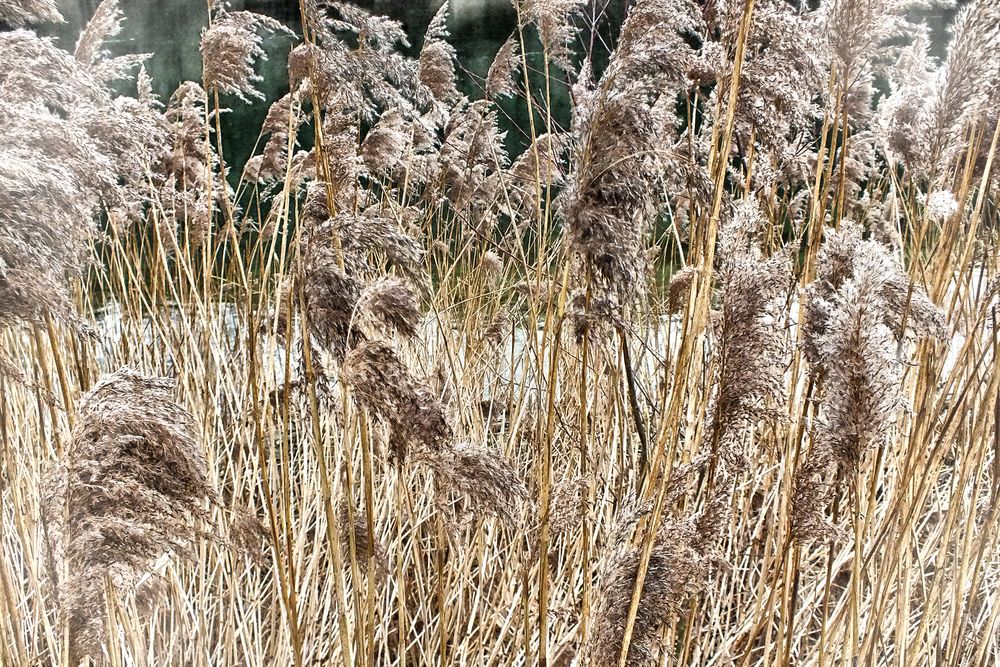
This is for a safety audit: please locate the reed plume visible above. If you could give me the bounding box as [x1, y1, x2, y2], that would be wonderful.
[874, 32, 935, 174]
[559, 0, 698, 316]
[74, 0, 148, 83]
[300, 211, 365, 361]
[586, 472, 728, 667]
[706, 199, 791, 468]
[0, 29, 148, 327]
[418, 1, 459, 105]
[516, 0, 585, 71]
[356, 276, 423, 340]
[794, 228, 946, 541]
[338, 501, 386, 577]
[436, 99, 508, 225]
[360, 108, 410, 179]
[416, 442, 529, 529]
[546, 476, 588, 541]
[342, 341, 452, 463]
[667, 265, 699, 314]
[201, 8, 289, 102]
[485, 34, 520, 100]
[0, 0, 61, 26]
[803, 221, 946, 373]
[156, 81, 228, 243]
[40, 369, 221, 662]
[508, 132, 566, 214]
[245, 88, 308, 184]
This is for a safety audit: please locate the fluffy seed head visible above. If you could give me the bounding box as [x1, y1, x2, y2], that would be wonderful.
[418, 1, 459, 104]
[0, 0, 62, 26]
[357, 276, 422, 340]
[342, 341, 452, 463]
[706, 201, 791, 469]
[485, 34, 520, 99]
[201, 10, 289, 102]
[41, 369, 219, 660]
[925, 190, 960, 221]
[415, 441, 529, 529]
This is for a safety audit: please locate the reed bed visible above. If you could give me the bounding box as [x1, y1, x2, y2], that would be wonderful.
[1, 0, 999, 664]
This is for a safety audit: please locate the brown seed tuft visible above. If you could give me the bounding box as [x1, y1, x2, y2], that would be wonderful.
[342, 341, 452, 463]
[40, 369, 221, 661]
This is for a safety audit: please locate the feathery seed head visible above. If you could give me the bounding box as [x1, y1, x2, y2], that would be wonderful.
[357, 276, 423, 340]
[342, 341, 452, 463]
[41, 369, 219, 660]
[0, 0, 62, 26]
[419, 1, 459, 104]
[201, 10, 290, 102]
[415, 441, 529, 529]
[485, 34, 520, 100]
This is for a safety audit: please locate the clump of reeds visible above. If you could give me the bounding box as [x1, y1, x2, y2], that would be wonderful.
[2, 0, 1000, 664]
[0, 27, 138, 328]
